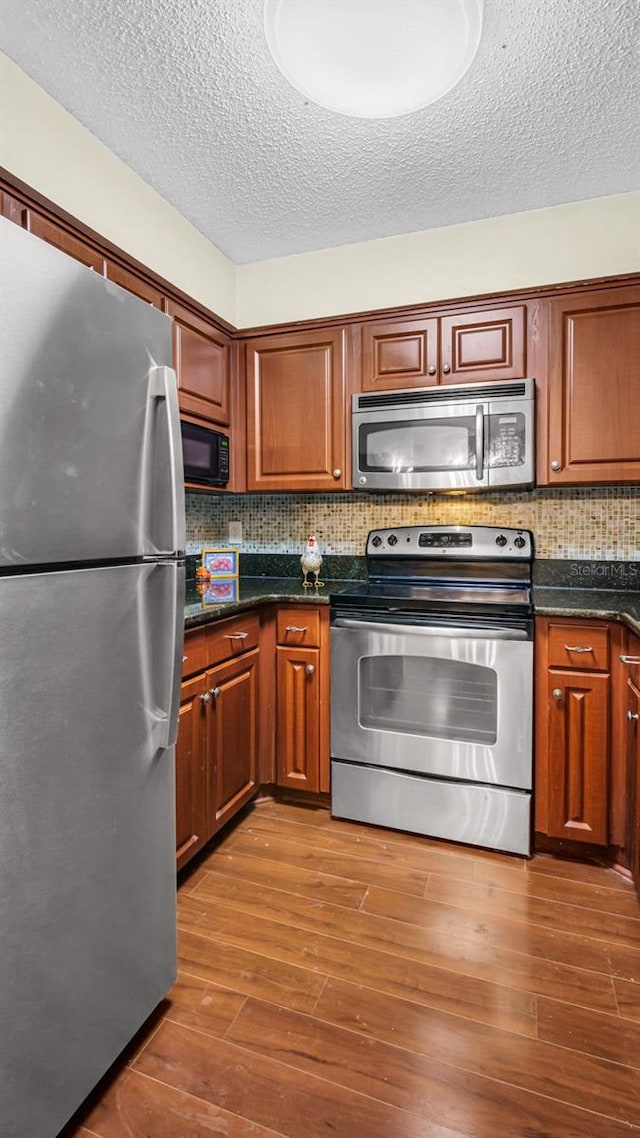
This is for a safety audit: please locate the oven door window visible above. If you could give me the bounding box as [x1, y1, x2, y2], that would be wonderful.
[358, 416, 477, 474]
[359, 654, 498, 745]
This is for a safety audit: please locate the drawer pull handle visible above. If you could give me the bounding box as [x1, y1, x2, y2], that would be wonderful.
[627, 710, 639, 722]
[620, 655, 640, 665]
[552, 688, 563, 699]
[224, 632, 249, 640]
[286, 625, 308, 633]
[564, 645, 593, 653]
[182, 655, 188, 662]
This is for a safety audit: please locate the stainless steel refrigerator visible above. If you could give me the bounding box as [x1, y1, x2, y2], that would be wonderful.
[0, 216, 185, 1137]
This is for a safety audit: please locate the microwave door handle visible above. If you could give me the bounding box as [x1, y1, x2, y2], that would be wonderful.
[475, 405, 485, 480]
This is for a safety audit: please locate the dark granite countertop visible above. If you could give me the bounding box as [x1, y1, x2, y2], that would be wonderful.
[532, 587, 640, 637]
[184, 576, 337, 629]
[186, 579, 640, 636]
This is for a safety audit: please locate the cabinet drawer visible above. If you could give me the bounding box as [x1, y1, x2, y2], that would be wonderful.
[182, 627, 209, 677]
[276, 607, 321, 647]
[547, 622, 609, 671]
[208, 612, 260, 666]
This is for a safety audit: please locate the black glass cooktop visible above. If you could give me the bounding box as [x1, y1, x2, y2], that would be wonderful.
[330, 579, 533, 618]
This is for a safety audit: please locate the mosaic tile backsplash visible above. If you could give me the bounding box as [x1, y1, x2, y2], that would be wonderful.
[186, 485, 640, 562]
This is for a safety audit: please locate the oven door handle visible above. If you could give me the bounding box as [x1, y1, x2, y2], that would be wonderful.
[331, 617, 530, 641]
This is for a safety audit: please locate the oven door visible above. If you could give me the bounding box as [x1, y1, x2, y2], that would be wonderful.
[331, 617, 533, 790]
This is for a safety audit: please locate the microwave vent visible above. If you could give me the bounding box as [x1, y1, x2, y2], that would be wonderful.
[355, 380, 531, 410]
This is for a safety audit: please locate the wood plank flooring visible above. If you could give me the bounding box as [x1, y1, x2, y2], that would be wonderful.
[62, 800, 640, 1138]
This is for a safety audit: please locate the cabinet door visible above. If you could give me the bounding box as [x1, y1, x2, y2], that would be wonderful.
[106, 261, 164, 308]
[168, 300, 231, 426]
[440, 305, 526, 384]
[175, 675, 208, 870]
[546, 670, 609, 845]
[545, 286, 640, 483]
[207, 649, 259, 833]
[27, 212, 106, 273]
[246, 328, 347, 490]
[627, 678, 640, 894]
[276, 646, 320, 793]
[361, 318, 439, 391]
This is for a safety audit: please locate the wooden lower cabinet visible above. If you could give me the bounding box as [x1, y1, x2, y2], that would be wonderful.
[175, 675, 207, 870]
[177, 624, 260, 868]
[273, 605, 331, 795]
[535, 617, 612, 846]
[545, 669, 609, 844]
[626, 677, 640, 893]
[276, 645, 321, 792]
[206, 649, 259, 833]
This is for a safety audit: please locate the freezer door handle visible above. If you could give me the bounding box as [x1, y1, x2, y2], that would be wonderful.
[144, 365, 186, 556]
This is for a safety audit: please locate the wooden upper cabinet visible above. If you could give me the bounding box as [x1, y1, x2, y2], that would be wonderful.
[246, 327, 348, 491]
[167, 299, 231, 426]
[1, 189, 28, 225]
[358, 303, 526, 391]
[440, 305, 526, 384]
[105, 261, 164, 308]
[361, 317, 439, 391]
[544, 285, 640, 484]
[27, 212, 106, 274]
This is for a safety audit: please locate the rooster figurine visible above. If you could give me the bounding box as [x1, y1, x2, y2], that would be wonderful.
[301, 534, 324, 590]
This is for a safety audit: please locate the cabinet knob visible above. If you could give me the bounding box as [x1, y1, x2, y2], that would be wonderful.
[442, 363, 451, 374]
[550, 460, 561, 471]
[552, 688, 563, 700]
[305, 664, 315, 676]
[428, 365, 437, 376]
[333, 469, 342, 479]
[628, 710, 639, 722]
[200, 691, 212, 704]
[210, 687, 221, 698]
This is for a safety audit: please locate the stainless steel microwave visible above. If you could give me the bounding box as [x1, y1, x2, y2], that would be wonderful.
[181, 420, 230, 486]
[352, 379, 535, 492]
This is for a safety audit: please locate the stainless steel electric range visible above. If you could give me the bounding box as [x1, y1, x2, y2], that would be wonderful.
[330, 525, 534, 856]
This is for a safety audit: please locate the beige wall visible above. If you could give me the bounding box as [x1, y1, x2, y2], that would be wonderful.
[0, 53, 237, 324]
[2, 53, 639, 333]
[236, 192, 640, 327]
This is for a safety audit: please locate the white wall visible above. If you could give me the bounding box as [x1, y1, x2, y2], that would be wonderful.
[236, 192, 640, 327]
[0, 53, 236, 324]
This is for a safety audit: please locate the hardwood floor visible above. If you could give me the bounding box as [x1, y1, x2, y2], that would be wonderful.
[62, 800, 640, 1138]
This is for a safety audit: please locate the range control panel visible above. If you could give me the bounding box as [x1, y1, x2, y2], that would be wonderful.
[366, 525, 533, 559]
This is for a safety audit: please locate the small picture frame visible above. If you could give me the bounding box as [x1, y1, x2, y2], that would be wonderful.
[203, 578, 238, 606]
[202, 548, 239, 578]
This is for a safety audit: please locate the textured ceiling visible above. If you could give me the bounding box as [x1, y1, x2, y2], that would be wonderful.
[1, 0, 639, 263]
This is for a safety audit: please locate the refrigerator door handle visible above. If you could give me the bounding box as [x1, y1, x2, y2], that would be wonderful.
[145, 365, 186, 556]
[165, 564, 184, 750]
[139, 561, 185, 752]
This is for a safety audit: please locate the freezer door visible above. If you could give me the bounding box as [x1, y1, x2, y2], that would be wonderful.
[0, 217, 185, 566]
[0, 561, 184, 1138]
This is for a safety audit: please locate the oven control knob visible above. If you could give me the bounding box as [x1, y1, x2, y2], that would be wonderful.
[371, 535, 382, 547]
[495, 534, 508, 547]
[514, 536, 526, 549]
[387, 534, 398, 546]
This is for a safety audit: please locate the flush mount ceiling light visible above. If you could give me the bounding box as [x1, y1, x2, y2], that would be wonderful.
[264, 0, 484, 119]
